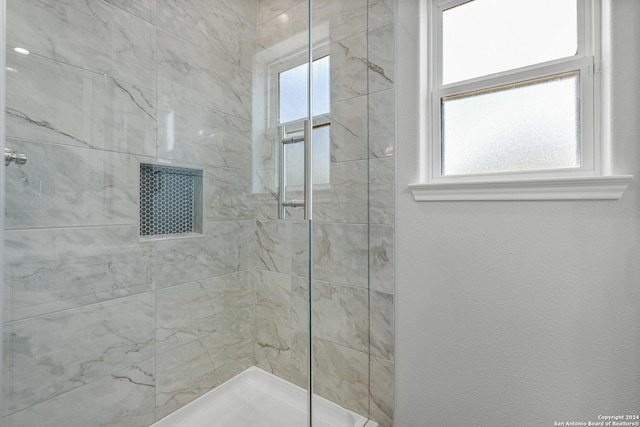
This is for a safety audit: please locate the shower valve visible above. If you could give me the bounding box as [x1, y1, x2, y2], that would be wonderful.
[4, 147, 28, 166]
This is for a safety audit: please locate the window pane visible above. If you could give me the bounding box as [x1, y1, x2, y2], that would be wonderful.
[441, 73, 580, 176]
[442, 0, 577, 84]
[313, 56, 330, 117]
[279, 63, 308, 124]
[279, 56, 330, 123]
[285, 125, 330, 186]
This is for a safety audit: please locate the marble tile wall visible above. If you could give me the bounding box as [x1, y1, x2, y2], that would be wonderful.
[252, 0, 395, 426]
[2, 1, 257, 426]
[367, 1, 396, 425]
[3, 0, 395, 425]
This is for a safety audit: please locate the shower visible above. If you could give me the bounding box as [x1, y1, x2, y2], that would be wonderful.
[0, 0, 395, 426]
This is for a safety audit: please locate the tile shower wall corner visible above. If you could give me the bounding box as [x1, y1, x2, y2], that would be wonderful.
[252, 1, 396, 426]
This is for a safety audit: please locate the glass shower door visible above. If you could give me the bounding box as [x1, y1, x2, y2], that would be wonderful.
[253, 0, 317, 425]
[257, 0, 375, 425]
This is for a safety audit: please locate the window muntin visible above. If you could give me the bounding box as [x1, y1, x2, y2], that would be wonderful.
[431, 0, 596, 181]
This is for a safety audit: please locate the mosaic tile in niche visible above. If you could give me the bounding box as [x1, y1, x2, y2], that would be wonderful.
[139, 164, 203, 236]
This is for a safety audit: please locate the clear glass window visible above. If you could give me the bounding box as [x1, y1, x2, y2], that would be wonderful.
[279, 56, 330, 124]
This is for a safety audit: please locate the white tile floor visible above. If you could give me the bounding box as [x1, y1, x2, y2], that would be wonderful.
[151, 366, 376, 427]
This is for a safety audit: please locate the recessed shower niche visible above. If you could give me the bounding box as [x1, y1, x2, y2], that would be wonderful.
[139, 163, 204, 237]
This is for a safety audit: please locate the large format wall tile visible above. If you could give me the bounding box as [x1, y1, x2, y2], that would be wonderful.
[290, 329, 309, 389]
[252, 121, 277, 172]
[155, 331, 253, 420]
[0, 359, 156, 427]
[369, 356, 394, 427]
[256, 220, 292, 273]
[256, 13, 296, 62]
[205, 167, 254, 221]
[157, 281, 220, 353]
[157, 30, 252, 121]
[156, 340, 219, 419]
[292, 222, 368, 288]
[155, 0, 255, 71]
[368, 23, 395, 94]
[313, 338, 369, 417]
[331, 33, 368, 103]
[3, 293, 155, 415]
[255, 270, 292, 326]
[225, 0, 257, 25]
[309, 0, 367, 45]
[313, 160, 368, 224]
[4, 140, 139, 230]
[368, 0, 394, 29]
[104, 0, 157, 22]
[295, 278, 370, 357]
[253, 169, 280, 221]
[156, 272, 254, 354]
[311, 280, 369, 353]
[370, 291, 394, 361]
[369, 156, 394, 225]
[291, 275, 310, 331]
[254, 318, 293, 381]
[258, 0, 302, 25]
[368, 89, 395, 159]
[330, 95, 368, 162]
[153, 221, 255, 289]
[156, 96, 252, 170]
[370, 224, 394, 294]
[6, 51, 156, 156]
[201, 314, 254, 368]
[7, 0, 156, 89]
[4, 225, 153, 322]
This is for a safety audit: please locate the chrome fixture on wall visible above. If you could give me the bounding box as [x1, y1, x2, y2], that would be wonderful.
[4, 147, 27, 166]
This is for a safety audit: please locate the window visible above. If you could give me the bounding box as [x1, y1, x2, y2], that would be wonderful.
[408, 0, 632, 200]
[278, 56, 330, 187]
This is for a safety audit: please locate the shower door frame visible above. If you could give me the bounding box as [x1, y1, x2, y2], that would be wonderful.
[0, 0, 7, 397]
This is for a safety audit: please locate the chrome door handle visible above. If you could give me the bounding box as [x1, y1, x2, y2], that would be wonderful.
[303, 119, 312, 221]
[277, 119, 312, 220]
[4, 147, 27, 166]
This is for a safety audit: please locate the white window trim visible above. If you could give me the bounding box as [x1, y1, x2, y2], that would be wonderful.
[410, 0, 632, 201]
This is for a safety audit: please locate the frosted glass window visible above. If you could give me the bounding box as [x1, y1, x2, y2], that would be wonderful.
[441, 73, 580, 176]
[279, 56, 330, 123]
[285, 125, 330, 186]
[442, 0, 577, 84]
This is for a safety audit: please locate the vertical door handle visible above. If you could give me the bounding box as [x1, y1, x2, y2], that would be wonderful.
[303, 119, 312, 221]
[277, 119, 312, 220]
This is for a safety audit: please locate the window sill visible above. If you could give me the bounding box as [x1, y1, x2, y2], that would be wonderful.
[409, 175, 634, 201]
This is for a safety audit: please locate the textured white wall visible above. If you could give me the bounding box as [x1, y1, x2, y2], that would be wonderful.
[396, 1, 640, 426]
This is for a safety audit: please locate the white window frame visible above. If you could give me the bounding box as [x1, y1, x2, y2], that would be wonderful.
[409, 0, 632, 201]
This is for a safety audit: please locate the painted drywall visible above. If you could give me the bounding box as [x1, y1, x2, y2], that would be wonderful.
[396, 1, 640, 426]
